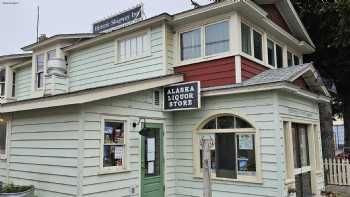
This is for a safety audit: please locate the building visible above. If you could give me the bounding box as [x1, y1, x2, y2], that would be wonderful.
[0, 0, 330, 196]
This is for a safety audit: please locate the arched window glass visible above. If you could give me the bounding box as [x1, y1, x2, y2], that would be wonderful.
[196, 114, 258, 180]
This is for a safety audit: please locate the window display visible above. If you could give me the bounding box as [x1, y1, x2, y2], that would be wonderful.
[103, 121, 125, 168]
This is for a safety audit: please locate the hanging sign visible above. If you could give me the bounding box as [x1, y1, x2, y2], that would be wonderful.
[163, 81, 201, 111]
[93, 4, 144, 33]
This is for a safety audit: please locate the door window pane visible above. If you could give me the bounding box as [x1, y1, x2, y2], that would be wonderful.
[292, 124, 310, 168]
[215, 133, 236, 178]
[103, 121, 125, 168]
[0, 122, 7, 155]
[276, 44, 283, 68]
[267, 39, 275, 66]
[217, 116, 235, 129]
[181, 29, 201, 61]
[253, 31, 262, 60]
[205, 21, 229, 56]
[241, 23, 251, 55]
[237, 134, 256, 176]
[144, 128, 161, 177]
[295, 172, 312, 197]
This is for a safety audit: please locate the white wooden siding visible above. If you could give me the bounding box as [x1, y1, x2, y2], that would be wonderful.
[14, 64, 32, 101]
[8, 106, 81, 197]
[68, 26, 166, 92]
[0, 160, 6, 183]
[172, 92, 280, 197]
[80, 90, 176, 197]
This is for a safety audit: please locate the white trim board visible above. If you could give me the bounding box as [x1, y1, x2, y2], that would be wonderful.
[0, 74, 183, 113]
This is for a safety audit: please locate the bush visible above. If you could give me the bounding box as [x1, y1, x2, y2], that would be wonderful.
[0, 183, 33, 193]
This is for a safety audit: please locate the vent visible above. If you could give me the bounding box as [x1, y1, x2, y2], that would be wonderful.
[154, 90, 160, 106]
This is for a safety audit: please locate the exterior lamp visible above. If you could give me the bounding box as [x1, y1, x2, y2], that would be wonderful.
[132, 118, 149, 136]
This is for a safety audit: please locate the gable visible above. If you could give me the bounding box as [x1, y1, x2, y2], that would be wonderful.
[260, 4, 291, 34]
[293, 76, 310, 91]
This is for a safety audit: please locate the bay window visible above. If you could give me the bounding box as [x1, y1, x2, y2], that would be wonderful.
[241, 23, 251, 55]
[47, 49, 56, 61]
[241, 22, 263, 61]
[11, 72, 16, 97]
[180, 21, 229, 61]
[36, 54, 45, 89]
[253, 30, 263, 61]
[102, 119, 127, 171]
[195, 114, 259, 180]
[276, 44, 283, 68]
[0, 120, 7, 159]
[294, 55, 300, 65]
[287, 51, 293, 66]
[116, 31, 150, 63]
[267, 39, 275, 67]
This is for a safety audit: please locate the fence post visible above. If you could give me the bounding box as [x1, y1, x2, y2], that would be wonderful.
[341, 158, 346, 185]
[334, 158, 338, 185]
[329, 158, 334, 184]
[346, 159, 350, 186]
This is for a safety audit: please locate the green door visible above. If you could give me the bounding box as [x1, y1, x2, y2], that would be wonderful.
[141, 123, 164, 197]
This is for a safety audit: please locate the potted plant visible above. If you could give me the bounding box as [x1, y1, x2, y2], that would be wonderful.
[0, 183, 34, 197]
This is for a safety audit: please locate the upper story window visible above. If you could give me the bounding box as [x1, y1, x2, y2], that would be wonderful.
[12, 72, 16, 97]
[276, 44, 283, 68]
[116, 31, 151, 63]
[0, 70, 5, 97]
[180, 21, 230, 61]
[241, 23, 263, 61]
[0, 120, 7, 159]
[288, 51, 301, 67]
[36, 54, 45, 89]
[267, 38, 283, 68]
[294, 54, 300, 65]
[47, 49, 56, 61]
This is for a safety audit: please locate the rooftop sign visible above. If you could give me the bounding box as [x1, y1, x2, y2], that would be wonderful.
[93, 4, 144, 33]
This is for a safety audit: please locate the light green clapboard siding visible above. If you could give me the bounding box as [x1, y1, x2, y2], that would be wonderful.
[80, 90, 176, 197]
[8, 106, 81, 197]
[68, 26, 166, 92]
[172, 92, 280, 197]
[14, 64, 32, 101]
[0, 160, 6, 182]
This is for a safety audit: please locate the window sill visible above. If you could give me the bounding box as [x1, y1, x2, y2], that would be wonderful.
[193, 174, 262, 184]
[114, 53, 152, 65]
[98, 168, 131, 175]
[0, 155, 7, 160]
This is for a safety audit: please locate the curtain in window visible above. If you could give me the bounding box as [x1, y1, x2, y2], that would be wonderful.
[205, 22, 229, 56]
[241, 23, 251, 55]
[181, 29, 201, 61]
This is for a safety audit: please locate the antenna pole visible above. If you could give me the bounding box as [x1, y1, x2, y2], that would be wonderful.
[36, 6, 40, 42]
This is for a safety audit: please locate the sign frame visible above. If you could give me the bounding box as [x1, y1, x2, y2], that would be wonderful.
[163, 81, 201, 112]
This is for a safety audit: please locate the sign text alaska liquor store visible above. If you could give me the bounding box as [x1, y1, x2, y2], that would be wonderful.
[93, 4, 144, 33]
[163, 81, 201, 111]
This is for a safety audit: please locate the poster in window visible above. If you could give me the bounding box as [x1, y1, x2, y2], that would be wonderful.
[115, 146, 124, 159]
[148, 161, 154, 174]
[147, 138, 155, 161]
[238, 158, 248, 171]
[239, 134, 253, 150]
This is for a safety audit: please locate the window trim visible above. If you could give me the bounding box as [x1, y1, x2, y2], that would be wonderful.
[99, 116, 129, 174]
[267, 37, 284, 68]
[0, 69, 5, 97]
[178, 19, 232, 66]
[35, 53, 45, 90]
[114, 29, 152, 64]
[193, 112, 262, 183]
[0, 119, 9, 160]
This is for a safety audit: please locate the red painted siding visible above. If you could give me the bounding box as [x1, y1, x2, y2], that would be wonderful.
[260, 4, 291, 33]
[241, 57, 267, 81]
[293, 76, 310, 90]
[174, 57, 235, 88]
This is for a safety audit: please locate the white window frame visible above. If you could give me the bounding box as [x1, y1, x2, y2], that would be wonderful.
[193, 112, 262, 183]
[0, 119, 8, 160]
[178, 19, 232, 65]
[287, 49, 302, 66]
[267, 37, 284, 68]
[0, 69, 5, 97]
[99, 116, 129, 174]
[35, 53, 45, 90]
[114, 29, 151, 64]
[47, 49, 57, 62]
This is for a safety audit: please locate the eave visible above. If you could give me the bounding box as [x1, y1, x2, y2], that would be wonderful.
[0, 53, 32, 64]
[0, 74, 183, 113]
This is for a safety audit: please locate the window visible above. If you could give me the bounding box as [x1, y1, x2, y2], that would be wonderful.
[205, 21, 229, 56]
[196, 115, 257, 180]
[287, 51, 293, 67]
[47, 49, 56, 61]
[180, 21, 229, 61]
[12, 72, 16, 97]
[276, 44, 283, 68]
[102, 120, 126, 170]
[117, 32, 150, 62]
[0, 120, 7, 158]
[0, 70, 5, 96]
[292, 124, 310, 168]
[267, 39, 275, 66]
[253, 30, 263, 61]
[241, 23, 251, 55]
[181, 29, 201, 61]
[36, 54, 45, 89]
[294, 55, 300, 65]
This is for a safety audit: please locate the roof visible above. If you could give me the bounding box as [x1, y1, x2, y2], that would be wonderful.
[21, 33, 99, 51]
[204, 63, 330, 97]
[0, 53, 32, 63]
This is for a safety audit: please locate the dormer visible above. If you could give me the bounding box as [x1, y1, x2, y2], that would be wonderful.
[0, 53, 32, 103]
[21, 33, 98, 97]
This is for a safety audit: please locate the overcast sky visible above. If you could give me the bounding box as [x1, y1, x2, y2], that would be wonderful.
[0, 0, 210, 55]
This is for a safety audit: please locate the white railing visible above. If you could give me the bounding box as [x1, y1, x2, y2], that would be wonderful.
[324, 158, 350, 186]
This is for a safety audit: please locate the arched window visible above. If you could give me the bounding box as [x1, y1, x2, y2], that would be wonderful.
[194, 114, 260, 181]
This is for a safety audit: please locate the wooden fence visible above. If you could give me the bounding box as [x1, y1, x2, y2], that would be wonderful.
[324, 158, 350, 186]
